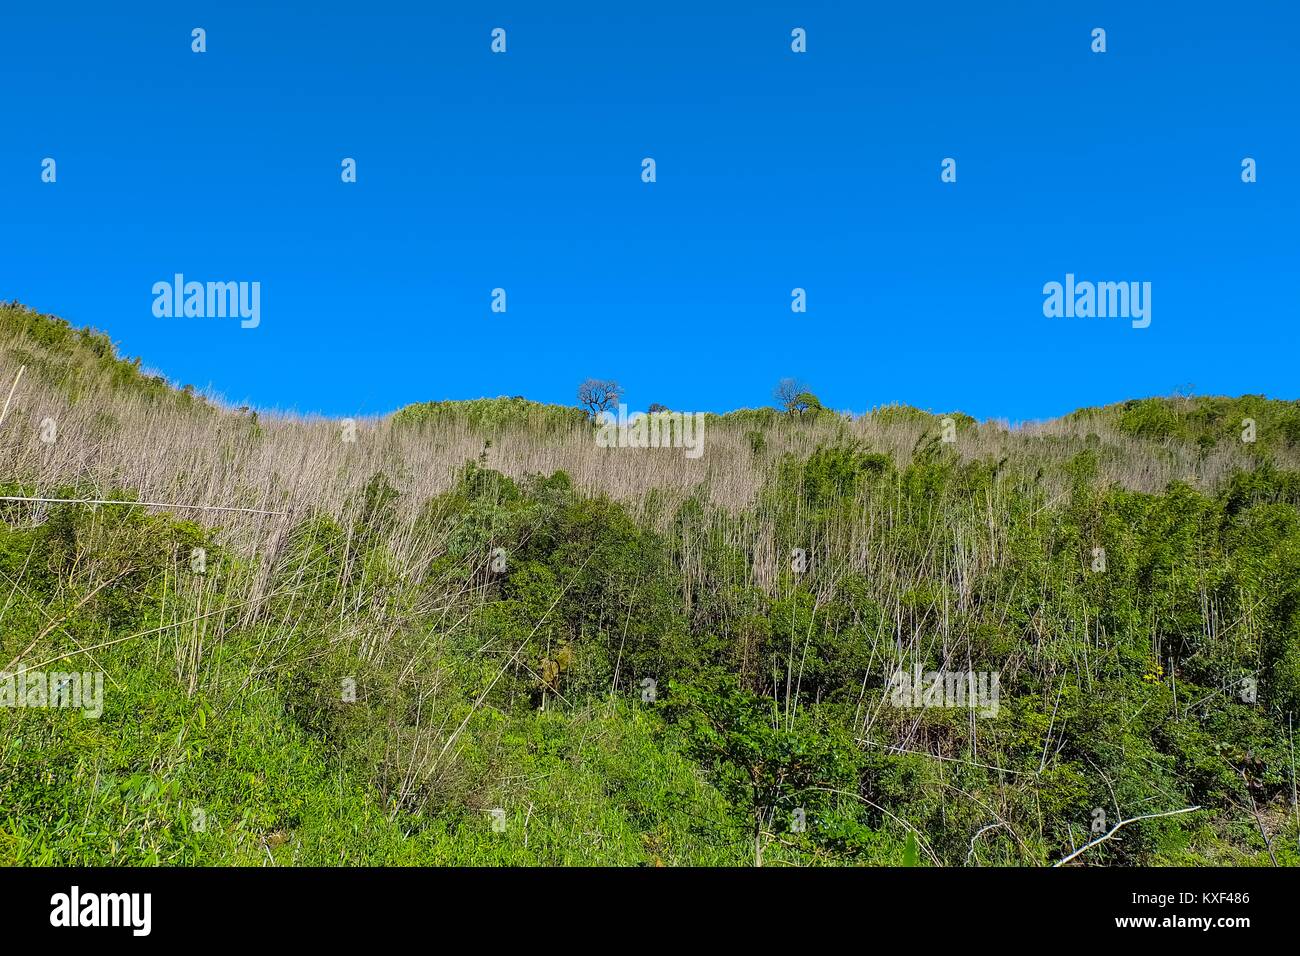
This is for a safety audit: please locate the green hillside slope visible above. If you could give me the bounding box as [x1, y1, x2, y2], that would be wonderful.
[1, 301, 1297, 867]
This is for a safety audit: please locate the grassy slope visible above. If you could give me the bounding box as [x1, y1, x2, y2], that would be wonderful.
[1, 301, 1298, 867]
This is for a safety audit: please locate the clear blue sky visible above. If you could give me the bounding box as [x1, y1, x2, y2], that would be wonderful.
[1, 1, 1295, 420]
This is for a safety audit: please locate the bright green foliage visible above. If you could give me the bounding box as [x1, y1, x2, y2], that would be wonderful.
[391, 396, 588, 433]
[0, 301, 208, 409]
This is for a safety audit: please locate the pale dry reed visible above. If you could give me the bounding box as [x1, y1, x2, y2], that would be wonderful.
[0, 329, 1287, 612]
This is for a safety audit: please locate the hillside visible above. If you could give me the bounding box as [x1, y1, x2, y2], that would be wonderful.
[1, 300, 1298, 866]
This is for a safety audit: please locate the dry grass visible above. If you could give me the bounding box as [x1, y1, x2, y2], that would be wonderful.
[0, 326, 1289, 607]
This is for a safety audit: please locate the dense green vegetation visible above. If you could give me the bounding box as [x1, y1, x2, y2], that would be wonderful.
[1071, 394, 1300, 452]
[0, 301, 208, 410]
[2, 453, 1297, 865]
[1, 302, 1298, 866]
[393, 396, 589, 433]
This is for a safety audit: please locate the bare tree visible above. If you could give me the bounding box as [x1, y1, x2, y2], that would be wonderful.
[577, 379, 622, 419]
[773, 378, 806, 413]
[773, 378, 821, 415]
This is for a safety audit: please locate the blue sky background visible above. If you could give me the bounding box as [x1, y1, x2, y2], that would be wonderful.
[1, 1, 1295, 420]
